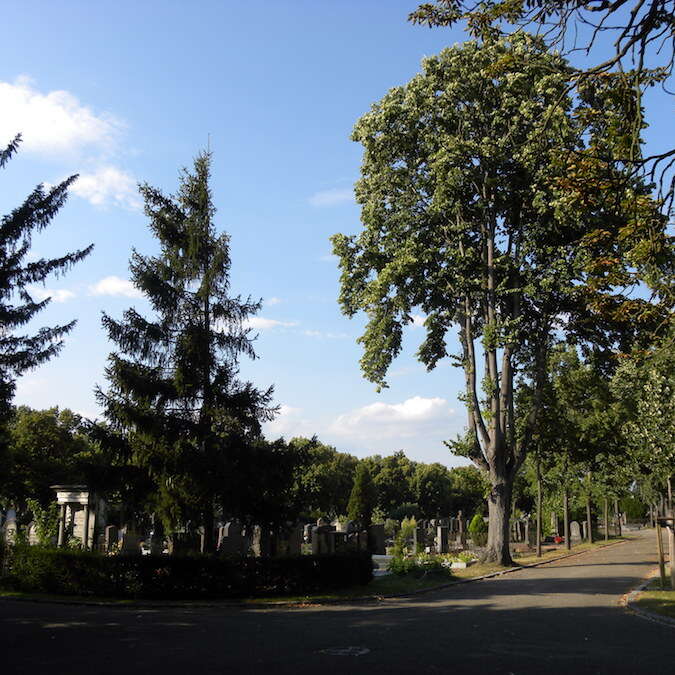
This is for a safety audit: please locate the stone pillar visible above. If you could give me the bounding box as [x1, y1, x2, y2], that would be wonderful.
[57, 504, 67, 547]
[82, 503, 90, 549]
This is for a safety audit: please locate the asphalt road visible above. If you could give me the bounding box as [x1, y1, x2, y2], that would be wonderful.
[2, 529, 672, 675]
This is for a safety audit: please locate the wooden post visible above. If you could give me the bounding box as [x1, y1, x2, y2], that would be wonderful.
[656, 521, 667, 590]
[586, 471, 594, 544]
[563, 488, 571, 551]
[604, 498, 609, 542]
[536, 462, 542, 558]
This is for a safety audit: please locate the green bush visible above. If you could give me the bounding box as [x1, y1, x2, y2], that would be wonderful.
[468, 513, 488, 547]
[387, 553, 450, 577]
[389, 503, 420, 521]
[1, 545, 373, 599]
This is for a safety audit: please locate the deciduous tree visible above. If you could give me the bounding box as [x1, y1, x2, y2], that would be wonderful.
[332, 35, 664, 564]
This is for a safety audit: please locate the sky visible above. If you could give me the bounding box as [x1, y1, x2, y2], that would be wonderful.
[0, 1, 671, 467]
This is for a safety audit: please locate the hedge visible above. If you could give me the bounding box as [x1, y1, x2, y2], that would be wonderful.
[0, 545, 373, 599]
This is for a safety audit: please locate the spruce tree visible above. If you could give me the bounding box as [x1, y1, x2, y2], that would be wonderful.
[0, 135, 93, 420]
[97, 151, 275, 551]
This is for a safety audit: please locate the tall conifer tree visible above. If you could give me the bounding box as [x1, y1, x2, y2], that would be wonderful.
[0, 135, 93, 420]
[97, 151, 275, 551]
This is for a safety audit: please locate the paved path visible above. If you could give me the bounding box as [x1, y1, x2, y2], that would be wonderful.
[2, 529, 673, 674]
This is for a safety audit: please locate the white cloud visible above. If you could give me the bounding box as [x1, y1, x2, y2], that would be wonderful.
[266, 296, 283, 306]
[318, 253, 338, 263]
[263, 404, 315, 439]
[244, 317, 297, 331]
[410, 314, 426, 328]
[308, 187, 354, 207]
[0, 76, 122, 155]
[329, 396, 454, 441]
[29, 286, 76, 303]
[302, 329, 349, 339]
[71, 167, 140, 210]
[89, 276, 143, 299]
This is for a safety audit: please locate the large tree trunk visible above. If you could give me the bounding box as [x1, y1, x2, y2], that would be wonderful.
[485, 473, 513, 566]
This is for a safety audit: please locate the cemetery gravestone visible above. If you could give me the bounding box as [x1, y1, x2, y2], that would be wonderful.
[120, 529, 141, 554]
[436, 525, 449, 554]
[27, 522, 39, 546]
[105, 525, 119, 552]
[570, 521, 582, 542]
[368, 524, 386, 555]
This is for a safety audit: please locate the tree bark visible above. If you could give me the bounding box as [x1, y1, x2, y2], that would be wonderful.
[563, 488, 570, 551]
[656, 521, 667, 590]
[485, 476, 513, 566]
[604, 497, 609, 542]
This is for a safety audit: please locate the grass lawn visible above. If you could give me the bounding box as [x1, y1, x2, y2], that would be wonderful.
[636, 578, 675, 620]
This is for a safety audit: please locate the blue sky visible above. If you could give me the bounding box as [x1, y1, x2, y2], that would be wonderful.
[1, 1, 670, 466]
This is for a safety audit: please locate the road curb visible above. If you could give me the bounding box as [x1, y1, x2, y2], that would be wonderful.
[0, 538, 629, 610]
[622, 568, 675, 629]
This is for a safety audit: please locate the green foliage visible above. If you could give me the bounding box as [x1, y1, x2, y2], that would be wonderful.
[288, 437, 359, 518]
[388, 502, 421, 521]
[383, 518, 399, 538]
[611, 333, 675, 499]
[347, 463, 378, 528]
[97, 151, 275, 543]
[2, 407, 103, 507]
[25, 498, 59, 545]
[330, 32, 670, 565]
[388, 552, 450, 577]
[1, 545, 373, 598]
[0, 136, 93, 423]
[448, 465, 489, 515]
[391, 516, 418, 557]
[468, 513, 487, 546]
[372, 450, 416, 515]
[413, 463, 452, 517]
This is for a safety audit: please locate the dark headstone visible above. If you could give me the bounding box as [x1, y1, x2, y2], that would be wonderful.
[368, 523, 386, 555]
[436, 525, 449, 554]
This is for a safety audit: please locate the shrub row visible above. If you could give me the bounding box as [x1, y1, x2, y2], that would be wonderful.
[1, 545, 373, 599]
